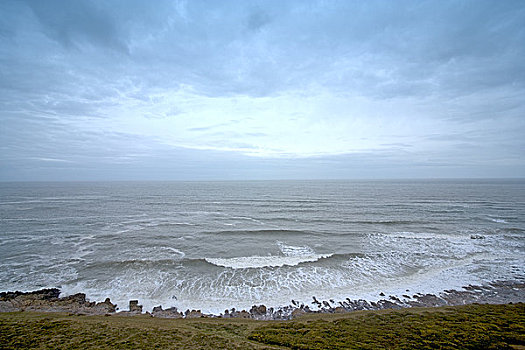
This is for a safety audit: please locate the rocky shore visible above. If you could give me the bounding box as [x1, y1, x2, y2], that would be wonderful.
[1, 280, 523, 320]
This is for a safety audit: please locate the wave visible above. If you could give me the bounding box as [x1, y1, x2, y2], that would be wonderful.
[277, 241, 315, 257]
[488, 217, 508, 223]
[85, 253, 342, 270]
[204, 254, 333, 269]
[201, 229, 318, 236]
[204, 242, 341, 269]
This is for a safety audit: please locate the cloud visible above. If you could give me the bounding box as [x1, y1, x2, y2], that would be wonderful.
[22, 0, 128, 53]
[0, 0, 524, 180]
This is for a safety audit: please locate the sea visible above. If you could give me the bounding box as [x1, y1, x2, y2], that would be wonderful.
[0, 180, 524, 314]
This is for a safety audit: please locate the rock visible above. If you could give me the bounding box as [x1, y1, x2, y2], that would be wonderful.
[0, 301, 18, 312]
[62, 293, 87, 304]
[233, 310, 251, 319]
[128, 300, 142, 313]
[291, 308, 306, 318]
[152, 306, 182, 318]
[152, 306, 163, 313]
[409, 293, 446, 307]
[377, 299, 402, 309]
[334, 306, 346, 313]
[185, 309, 203, 318]
[249, 304, 267, 316]
[0, 288, 119, 315]
[0, 288, 61, 301]
[91, 298, 116, 314]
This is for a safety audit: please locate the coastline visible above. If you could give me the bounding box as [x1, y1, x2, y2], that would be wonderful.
[2, 280, 523, 320]
[1, 302, 523, 349]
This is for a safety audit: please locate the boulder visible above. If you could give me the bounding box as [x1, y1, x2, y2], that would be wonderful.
[185, 309, 203, 318]
[152, 306, 163, 313]
[91, 298, 116, 314]
[236, 310, 251, 319]
[291, 308, 306, 318]
[249, 304, 267, 316]
[152, 306, 182, 318]
[128, 300, 142, 313]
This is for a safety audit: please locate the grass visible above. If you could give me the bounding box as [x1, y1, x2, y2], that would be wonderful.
[0, 303, 523, 349]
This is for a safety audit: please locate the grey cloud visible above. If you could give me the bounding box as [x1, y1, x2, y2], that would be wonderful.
[22, 0, 128, 53]
[1, 0, 524, 181]
[5, 0, 524, 100]
[246, 8, 271, 31]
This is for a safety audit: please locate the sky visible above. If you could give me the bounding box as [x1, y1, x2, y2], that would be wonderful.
[1, 0, 524, 181]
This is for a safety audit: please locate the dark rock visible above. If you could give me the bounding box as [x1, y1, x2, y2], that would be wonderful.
[230, 310, 251, 319]
[302, 305, 311, 312]
[377, 299, 402, 309]
[0, 288, 117, 315]
[62, 293, 87, 304]
[152, 306, 182, 318]
[249, 304, 267, 316]
[185, 309, 203, 318]
[410, 293, 446, 307]
[92, 298, 116, 314]
[0, 288, 60, 301]
[152, 306, 163, 313]
[128, 300, 142, 313]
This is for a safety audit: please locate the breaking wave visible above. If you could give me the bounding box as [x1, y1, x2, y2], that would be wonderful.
[204, 254, 333, 269]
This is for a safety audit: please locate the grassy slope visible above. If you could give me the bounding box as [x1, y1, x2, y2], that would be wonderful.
[0, 303, 523, 349]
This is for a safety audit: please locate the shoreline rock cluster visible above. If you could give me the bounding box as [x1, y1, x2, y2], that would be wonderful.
[1, 280, 523, 320]
[0, 288, 116, 315]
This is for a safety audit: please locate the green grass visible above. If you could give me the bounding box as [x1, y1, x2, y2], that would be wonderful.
[249, 303, 525, 350]
[1, 303, 523, 349]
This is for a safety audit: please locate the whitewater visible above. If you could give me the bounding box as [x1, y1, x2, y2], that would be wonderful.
[0, 180, 524, 314]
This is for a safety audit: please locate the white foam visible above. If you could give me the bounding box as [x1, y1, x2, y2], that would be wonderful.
[114, 247, 185, 262]
[205, 254, 332, 269]
[277, 241, 316, 257]
[489, 218, 508, 223]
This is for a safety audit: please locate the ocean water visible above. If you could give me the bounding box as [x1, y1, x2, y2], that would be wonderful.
[0, 180, 524, 313]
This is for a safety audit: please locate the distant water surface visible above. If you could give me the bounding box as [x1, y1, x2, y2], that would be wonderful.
[0, 180, 523, 313]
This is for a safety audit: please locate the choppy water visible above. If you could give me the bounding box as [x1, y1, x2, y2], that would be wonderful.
[0, 180, 524, 313]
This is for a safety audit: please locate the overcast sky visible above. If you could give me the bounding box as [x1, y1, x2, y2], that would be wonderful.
[1, 0, 524, 181]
